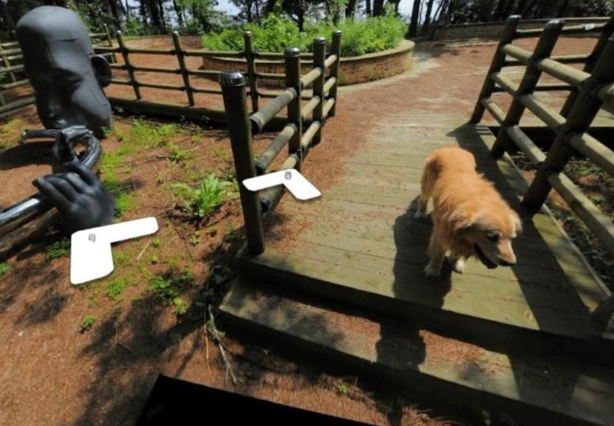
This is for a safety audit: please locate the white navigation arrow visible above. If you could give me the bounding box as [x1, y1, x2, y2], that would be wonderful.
[242, 169, 321, 201]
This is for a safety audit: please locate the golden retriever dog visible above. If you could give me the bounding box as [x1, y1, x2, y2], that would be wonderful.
[414, 146, 522, 277]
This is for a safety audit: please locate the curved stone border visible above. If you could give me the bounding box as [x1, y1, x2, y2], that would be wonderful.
[201, 40, 415, 87]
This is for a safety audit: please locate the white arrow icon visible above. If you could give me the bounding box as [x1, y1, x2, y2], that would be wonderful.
[242, 169, 321, 200]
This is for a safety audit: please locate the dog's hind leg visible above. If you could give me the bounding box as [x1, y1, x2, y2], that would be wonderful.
[424, 230, 446, 277]
[414, 163, 435, 220]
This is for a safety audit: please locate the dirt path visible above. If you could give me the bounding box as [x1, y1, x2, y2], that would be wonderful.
[0, 36, 604, 426]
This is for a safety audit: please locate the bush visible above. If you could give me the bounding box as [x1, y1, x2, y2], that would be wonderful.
[202, 13, 406, 57]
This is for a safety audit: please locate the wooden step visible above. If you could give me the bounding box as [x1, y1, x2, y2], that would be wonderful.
[219, 278, 614, 426]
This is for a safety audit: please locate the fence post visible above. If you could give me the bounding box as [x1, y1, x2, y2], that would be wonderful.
[522, 35, 614, 214]
[285, 47, 302, 170]
[560, 14, 614, 117]
[116, 30, 141, 100]
[219, 71, 265, 256]
[103, 23, 117, 64]
[469, 15, 521, 124]
[312, 37, 326, 146]
[172, 31, 195, 107]
[243, 31, 259, 113]
[0, 43, 17, 83]
[329, 30, 342, 117]
[491, 19, 564, 158]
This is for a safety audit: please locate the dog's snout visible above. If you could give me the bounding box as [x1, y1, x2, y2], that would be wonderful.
[498, 257, 516, 267]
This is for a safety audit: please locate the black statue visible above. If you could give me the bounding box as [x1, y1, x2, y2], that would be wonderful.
[0, 6, 116, 237]
[16, 5, 113, 138]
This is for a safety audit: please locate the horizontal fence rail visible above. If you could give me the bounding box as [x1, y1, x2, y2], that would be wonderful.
[470, 14, 614, 323]
[0, 26, 114, 119]
[220, 31, 342, 256]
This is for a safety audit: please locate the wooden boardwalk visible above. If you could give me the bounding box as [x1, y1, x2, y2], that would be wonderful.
[221, 110, 614, 425]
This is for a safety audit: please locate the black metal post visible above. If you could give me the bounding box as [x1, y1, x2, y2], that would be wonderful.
[328, 30, 342, 117]
[312, 37, 326, 146]
[219, 71, 265, 256]
[285, 47, 302, 169]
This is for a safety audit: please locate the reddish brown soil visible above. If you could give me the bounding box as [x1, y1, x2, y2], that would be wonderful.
[0, 35, 608, 426]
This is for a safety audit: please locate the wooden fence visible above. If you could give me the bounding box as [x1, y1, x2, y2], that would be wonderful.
[0, 25, 115, 119]
[95, 30, 330, 125]
[471, 15, 614, 323]
[219, 32, 342, 256]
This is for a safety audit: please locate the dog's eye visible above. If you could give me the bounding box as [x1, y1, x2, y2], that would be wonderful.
[486, 233, 500, 242]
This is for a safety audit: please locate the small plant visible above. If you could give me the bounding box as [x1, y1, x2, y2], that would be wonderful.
[0, 263, 11, 275]
[156, 172, 165, 185]
[106, 279, 129, 301]
[168, 143, 190, 163]
[337, 384, 348, 394]
[80, 315, 97, 332]
[173, 297, 188, 316]
[151, 238, 162, 248]
[148, 274, 180, 303]
[190, 231, 200, 246]
[172, 174, 225, 219]
[151, 254, 159, 264]
[46, 238, 70, 259]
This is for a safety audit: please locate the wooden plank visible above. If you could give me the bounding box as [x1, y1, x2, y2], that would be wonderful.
[221, 281, 614, 426]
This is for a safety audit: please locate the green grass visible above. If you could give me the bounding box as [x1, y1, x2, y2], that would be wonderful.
[80, 315, 97, 332]
[0, 263, 11, 275]
[46, 238, 71, 260]
[106, 279, 129, 301]
[172, 174, 231, 219]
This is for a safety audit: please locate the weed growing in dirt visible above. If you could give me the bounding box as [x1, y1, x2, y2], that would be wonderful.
[46, 238, 71, 260]
[106, 279, 130, 301]
[0, 262, 11, 275]
[172, 174, 228, 219]
[151, 238, 162, 248]
[168, 143, 191, 163]
[148, 270, 194, 316]
[80, 315, 96, 332]
[131, 119, 177, 147]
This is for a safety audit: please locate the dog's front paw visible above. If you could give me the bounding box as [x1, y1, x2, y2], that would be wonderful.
[452, 259, 465, 274]
[423, 263, 441, 277]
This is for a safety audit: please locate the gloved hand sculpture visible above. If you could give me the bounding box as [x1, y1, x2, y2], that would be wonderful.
[33, 161, 115, 235]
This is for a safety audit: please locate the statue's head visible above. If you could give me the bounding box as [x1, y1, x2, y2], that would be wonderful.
[16, 6, 112, 137]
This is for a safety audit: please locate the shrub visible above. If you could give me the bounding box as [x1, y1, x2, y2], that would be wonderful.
[202, 13, 406, 57]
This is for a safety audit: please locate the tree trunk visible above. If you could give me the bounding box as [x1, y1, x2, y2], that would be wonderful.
[172, 0, 183, 27]
[0, 0, 15, 35]
[345, 0, 357, 19]
[422, 0, 435, 35]
[558, 0, 571, 16]
[365, 0, 371, 16]
[372, 0, 385, 16]
[108, 0, 122, 30]
[157, 0, 167, 31]
[408, 0, 421, 37]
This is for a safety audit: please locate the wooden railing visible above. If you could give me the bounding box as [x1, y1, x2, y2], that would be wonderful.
[0, 26, 115, 119]
[471, 15, 614, 323]
[219, 31, 342, 256]
[95, 30, 324, 124]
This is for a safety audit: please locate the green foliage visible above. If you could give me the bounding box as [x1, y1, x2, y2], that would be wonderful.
[46, 238, 71, 260]
[80, 315, 97, 332]
[172, 174, 236, 219]
[202, 12, 406, 57]
[106, 279, 129, 301]
[0, 263, 11, 275]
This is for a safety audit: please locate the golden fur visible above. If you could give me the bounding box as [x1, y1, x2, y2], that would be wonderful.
[414, 146, 522, 277]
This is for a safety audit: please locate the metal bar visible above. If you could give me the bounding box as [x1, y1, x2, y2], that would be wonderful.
[172, 31, 195, 107]
[132, 65, 180, 74]
[191, 86, 223, 95]
[312, 37, 326, 146]
[188, 69, 221, 78]
[506, 125, 546, 165]
[492, 19, 564, 157]
[532, 83, 574, 92]
[301, 96, 320, 120]
[243, 31, 259, 113]
[328, 30, 342, 117]
[561, 14, 614, 117]
[500, 44, 532, 64]
[183, 49, 244, 58]
[548, 172, 614, 257]
[109, 79, 132, 85]
[300, 67, 322, 88]
[515, 23, 605, 38]
[519, 94, 566, 131]
[523, 35, 614, 214]
[116, 31, 141, 100]
[324, 54, 338, 69]
[507, 54, 590, 66]
[250, 88, 296, 134]
[323, 98, 335, 118]
[470, 15, 522, 123]
[138, 82, 183, 91]
[480, 98, 505, 124]
[255, 124, 296, 175]
[535, 57, 589, 88]
[301, 121, 321, 151]
[569, 133, 614, 178]
[219, 71, 264, 256]
[255, 72, 285, 80]
[285, 47, 303, 169]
